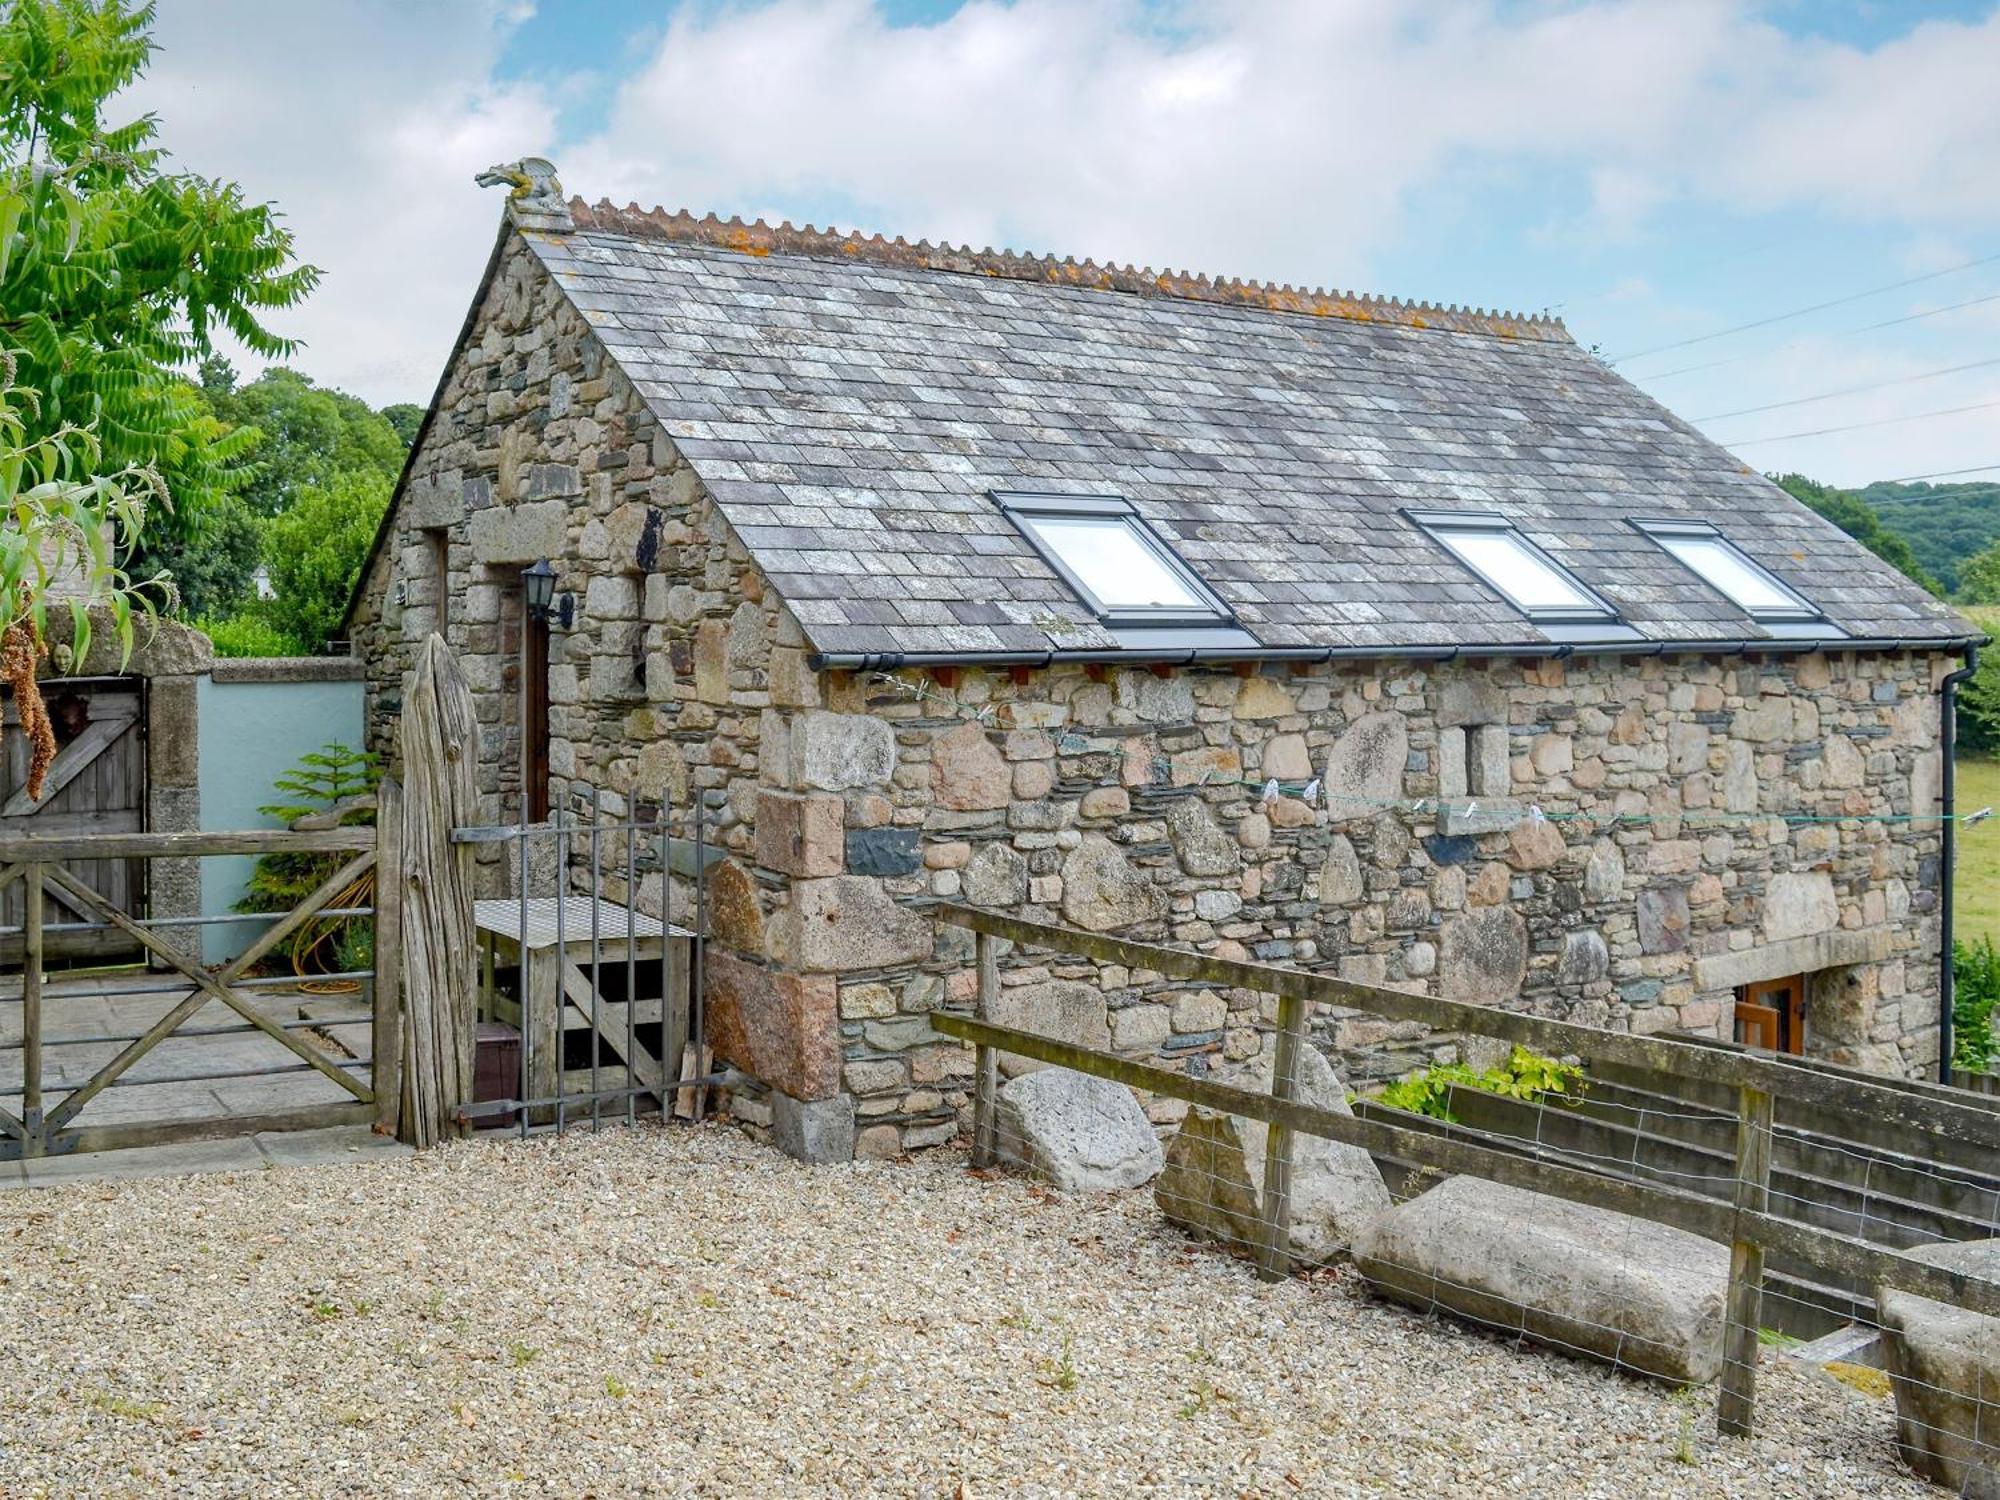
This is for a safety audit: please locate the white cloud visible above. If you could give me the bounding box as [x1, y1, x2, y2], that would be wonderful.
[120, 0, 2000, 484]
[561, 0, 1769, 291]
[127, 0, 556, 404]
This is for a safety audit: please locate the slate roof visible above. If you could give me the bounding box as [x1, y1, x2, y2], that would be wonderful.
[521, 201, 1972, 663]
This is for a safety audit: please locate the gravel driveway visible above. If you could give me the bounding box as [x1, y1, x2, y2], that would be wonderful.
[0, 1123, 1928, 1498]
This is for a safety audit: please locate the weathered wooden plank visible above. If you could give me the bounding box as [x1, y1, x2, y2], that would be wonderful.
[1255, 987, 1306, 1283]
[525, 949, 561, 1124]
[372, 779, 404, 1138]
[558, 962, 666, 1093]
[1, 1101, 374, 1162]
[0, 828, 374, 863]
[1718, 1085, 1774, 1438]
[929, 1010, 2000, 1318]
[20, 861, 42, 1157]
[0, 712, 132, 818]
[933, 905, 2000, 1152]
[396, 635, 480, 1148]
[973, 932, 999, 1169]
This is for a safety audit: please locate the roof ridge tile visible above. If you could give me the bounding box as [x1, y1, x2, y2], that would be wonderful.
[563, 197, 1571, 342]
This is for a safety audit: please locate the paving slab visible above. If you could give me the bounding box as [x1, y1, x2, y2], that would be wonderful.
[2, 1125, 409, 1190]
[253, 1125, 411, 1168]
[13, 1136, 267, 1188]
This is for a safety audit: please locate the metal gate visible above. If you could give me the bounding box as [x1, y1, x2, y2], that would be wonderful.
[453, 807, 709, 1135]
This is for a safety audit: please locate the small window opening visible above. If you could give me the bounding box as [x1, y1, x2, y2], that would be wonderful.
[995, 492, 1232, 627]
[1734, 974, 1806, 1055]
[1438, 724, 1510, 800]
[1407, 510, 1616, 623]
[1633, 520, 1820, 623]
[429, 530, 450, 633]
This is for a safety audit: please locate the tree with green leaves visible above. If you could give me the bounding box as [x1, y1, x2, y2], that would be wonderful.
[1958, 543, 2000, 606]
[1, 0, 316, 541]
[260, 471, 390, 650]
[170, 363, 408, 629]
[204, 366, 405, 519]
[0, 0, 316, 786]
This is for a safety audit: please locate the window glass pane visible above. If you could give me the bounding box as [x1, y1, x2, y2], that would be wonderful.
[1440, 529, 1595, 612]
[1659, 535, 1799, 613]
[1025, 514, 1207, 611]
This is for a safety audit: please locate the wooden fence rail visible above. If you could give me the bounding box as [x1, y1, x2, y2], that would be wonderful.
[939, 901, 2000, 1436]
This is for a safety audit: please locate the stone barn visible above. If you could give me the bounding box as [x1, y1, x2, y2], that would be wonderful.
[347, 163, 1980, 1161]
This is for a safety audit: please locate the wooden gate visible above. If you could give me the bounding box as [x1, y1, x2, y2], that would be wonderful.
[0, 677, 146, 964]
[0, 812, 403, 1160]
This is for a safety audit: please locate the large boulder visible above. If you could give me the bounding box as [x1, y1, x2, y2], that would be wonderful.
[1155, 1046, 1391, 1266]
[994, 1069, 1164, 1192]
[1351, 1176, 1729, 1383]
[1879, 1237, 2000, 1496]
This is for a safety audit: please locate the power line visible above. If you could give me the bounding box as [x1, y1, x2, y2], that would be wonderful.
[1639, 290, 2000, 383]
[1694, 356, 2000, 422]
[1877, 461, 2000, 484]
[1604, 251, 2000, 364]
[1722, 396, 2000, 448]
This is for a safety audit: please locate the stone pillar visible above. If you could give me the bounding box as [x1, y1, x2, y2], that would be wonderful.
[146, 672, 204, 965]
[704, 707, 919, 1163]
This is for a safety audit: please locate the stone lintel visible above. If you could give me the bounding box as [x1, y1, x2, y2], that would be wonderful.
[1692, 926, 1896, 992]
[1439, 799, 1523, 837]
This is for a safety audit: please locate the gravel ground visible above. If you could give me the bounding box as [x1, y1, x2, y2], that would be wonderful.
[0, 1122, 1930, 1498]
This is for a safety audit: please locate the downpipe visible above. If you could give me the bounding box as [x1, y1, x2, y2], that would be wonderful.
[1942, 643, 1981, 1083]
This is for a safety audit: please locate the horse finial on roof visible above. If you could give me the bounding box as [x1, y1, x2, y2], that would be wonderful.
[476, 156, 573, 232]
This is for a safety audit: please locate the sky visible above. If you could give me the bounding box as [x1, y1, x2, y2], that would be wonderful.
[127, 0, 2000, 489]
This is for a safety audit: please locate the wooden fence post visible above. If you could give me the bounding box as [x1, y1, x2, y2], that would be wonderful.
[372, 779, 405, 1137]
[1256, 988, 1308, 1283]
[1717, 1084, 1774, 1436]
[398, 635, 480, 1147]
[21, 861, 42, 1157]
[972, 931, 1000, 1167]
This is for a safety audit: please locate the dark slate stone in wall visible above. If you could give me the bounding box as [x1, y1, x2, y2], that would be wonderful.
[846, 827, 922, 878]
[1425, 834, 1479, 866]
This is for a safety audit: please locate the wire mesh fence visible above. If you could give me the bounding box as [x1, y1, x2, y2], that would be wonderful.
[939, 902, 2000, 1493]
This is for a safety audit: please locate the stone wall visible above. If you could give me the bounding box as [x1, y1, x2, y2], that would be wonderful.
[350, 226, 1953, 1165]
[723, 649, 1947, 1158]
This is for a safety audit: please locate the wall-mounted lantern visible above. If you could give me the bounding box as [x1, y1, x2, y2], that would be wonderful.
[522, 559, 575, 629]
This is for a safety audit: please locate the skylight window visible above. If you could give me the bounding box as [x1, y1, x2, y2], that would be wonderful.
[996, 493, 1231, 625]
[1408, 510, 1615, 622]
[1633, 520, 1819, 622]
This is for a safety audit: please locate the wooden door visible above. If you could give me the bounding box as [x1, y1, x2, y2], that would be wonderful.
[1735, 974, 1806, 1055]
[524, 616, 550, 822]
[0, 679, 145, 963]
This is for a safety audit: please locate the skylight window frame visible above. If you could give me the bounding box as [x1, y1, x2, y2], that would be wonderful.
[1405, 508, 1621, 625]
[994, 491, 1235, 629]
[1630, 518, 1823, 624]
